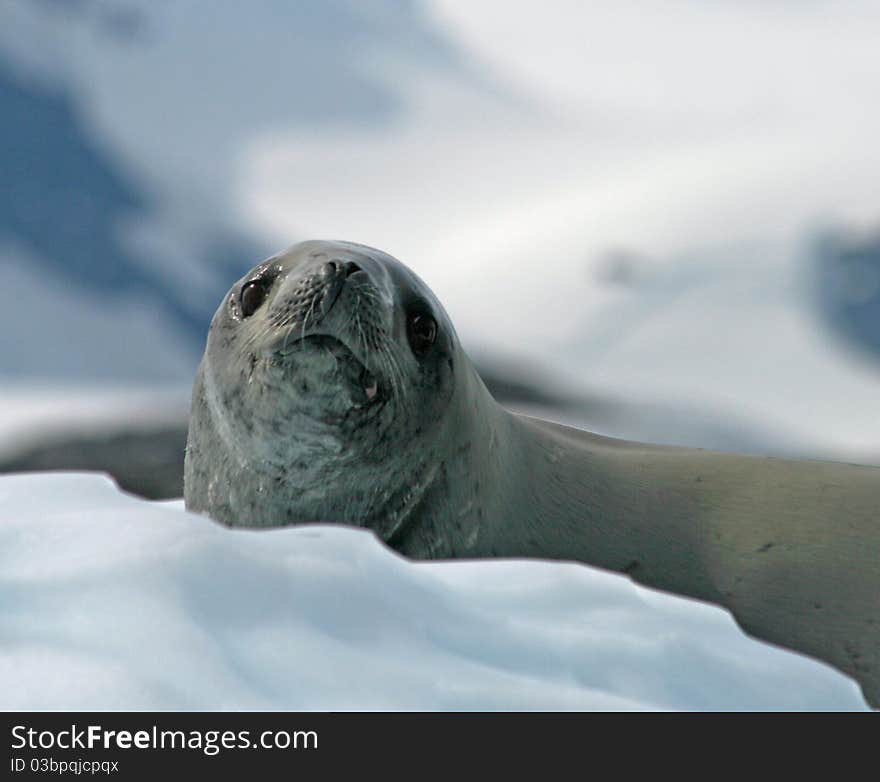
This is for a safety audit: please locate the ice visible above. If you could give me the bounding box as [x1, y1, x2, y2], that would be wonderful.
[0, 473, 867, 711]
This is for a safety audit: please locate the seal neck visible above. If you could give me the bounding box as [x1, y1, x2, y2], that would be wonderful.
[478, 413, 725, 606]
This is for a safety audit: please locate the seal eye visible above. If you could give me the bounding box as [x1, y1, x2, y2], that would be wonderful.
[240, 281, 268, 318]
[407, 312, 437, 355]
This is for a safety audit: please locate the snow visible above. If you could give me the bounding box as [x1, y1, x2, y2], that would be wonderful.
[0, 383, 189, 459]
[0, 473, 867, 711]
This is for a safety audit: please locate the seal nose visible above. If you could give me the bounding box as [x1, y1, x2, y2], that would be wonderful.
[342, 261, 363, 279]
[319, 260, 362, 280]
[305, 260, 367, 319]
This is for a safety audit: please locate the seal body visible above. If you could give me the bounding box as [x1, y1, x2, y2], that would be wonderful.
[186, 239, 880, 707]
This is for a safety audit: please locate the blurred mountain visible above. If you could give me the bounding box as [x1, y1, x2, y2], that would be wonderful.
[0, 60, 258, 368]
[7, 1, 880, 495]
[812, 228, 880, 364]
[0, 0, 475, 380]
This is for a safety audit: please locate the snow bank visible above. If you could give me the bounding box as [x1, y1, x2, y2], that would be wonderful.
[0, 473, 866, 711]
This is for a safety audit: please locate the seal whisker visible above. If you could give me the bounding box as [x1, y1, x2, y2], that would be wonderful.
[301, 290, 320, 343]
[281, 320, 296, 354]
[382, 342, 407, 409]
[237, 323, 273, 362]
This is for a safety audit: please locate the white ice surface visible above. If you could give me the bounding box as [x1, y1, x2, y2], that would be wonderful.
[0, 473, 867, 711]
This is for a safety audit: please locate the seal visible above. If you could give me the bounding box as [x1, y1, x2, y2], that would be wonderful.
[185, 239, 880, 707]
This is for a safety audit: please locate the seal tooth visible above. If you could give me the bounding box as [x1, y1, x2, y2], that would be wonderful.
[362, 370, 378, 400]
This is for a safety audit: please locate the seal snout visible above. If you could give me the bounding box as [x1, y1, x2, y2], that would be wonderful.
[269, 259, 358, 331]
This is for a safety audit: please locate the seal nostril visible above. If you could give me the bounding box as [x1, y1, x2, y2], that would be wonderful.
[343, 261, 362, 278]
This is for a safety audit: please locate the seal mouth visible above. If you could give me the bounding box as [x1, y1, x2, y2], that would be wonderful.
[270, 332, 381, 405]
[260, 265, 393, 408]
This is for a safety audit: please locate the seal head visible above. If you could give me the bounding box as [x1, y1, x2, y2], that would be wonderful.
[184, 240, 498, 555]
